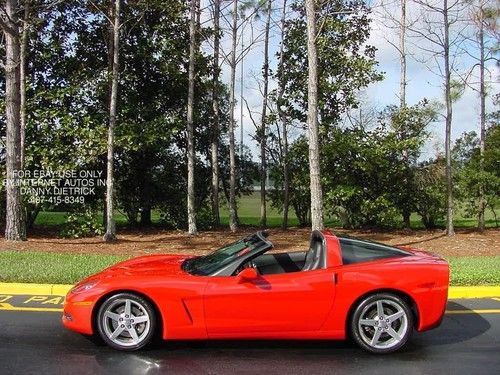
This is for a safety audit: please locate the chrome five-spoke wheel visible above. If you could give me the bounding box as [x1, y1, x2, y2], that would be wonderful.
[97, 293, 157, 351]
[351, 293, 413, 354]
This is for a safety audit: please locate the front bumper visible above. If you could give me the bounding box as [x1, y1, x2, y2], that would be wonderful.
[62, 299, 95, 335]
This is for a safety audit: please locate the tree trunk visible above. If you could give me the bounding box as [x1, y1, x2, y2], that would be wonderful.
[140, 207, 152, 227]
[259, 0, 272, 228]
[443, 0, 454, 236]
[399, 0, 411, 228]
[240, 34, 244, 159]
[211, 0, 221, 226]
[403, 211, 411, 229]
[422, 214, 436, 230]
[20, 1, 30, 234]
[478, 7, 486, 231]
[3, 0, 26, 241]
[228, 0, 238, 232]
[399, 0, 407, 108]
[103, 0, 114, 234]
[20, 1, 30, 170]
[186, 0, 198, 235]
[305, 0, 324, 231]
[278, 0, 289, 230]
[103, 0, 121, 242]
[26, 205, 40, 229]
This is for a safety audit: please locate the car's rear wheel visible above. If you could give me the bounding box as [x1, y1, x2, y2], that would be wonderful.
[350, 293, 413, 354]
[96, 293, 156, 351]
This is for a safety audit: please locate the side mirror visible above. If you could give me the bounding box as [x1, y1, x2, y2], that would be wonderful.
[237, 267, 258, 283]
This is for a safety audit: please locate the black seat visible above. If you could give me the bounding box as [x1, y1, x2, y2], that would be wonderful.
[302, 231, 326, 271]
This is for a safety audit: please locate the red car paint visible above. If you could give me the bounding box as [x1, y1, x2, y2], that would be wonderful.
[63, 230, 449, 341]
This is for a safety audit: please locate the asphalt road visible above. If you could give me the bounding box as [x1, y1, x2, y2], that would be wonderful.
[0, 299, 499, 375]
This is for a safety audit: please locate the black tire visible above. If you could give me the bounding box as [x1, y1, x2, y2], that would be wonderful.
[350, 293, 413, 354]
[96, 293, 157, 351]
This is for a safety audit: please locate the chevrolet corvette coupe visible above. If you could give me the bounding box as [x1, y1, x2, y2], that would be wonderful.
[63, 230, 449, 354]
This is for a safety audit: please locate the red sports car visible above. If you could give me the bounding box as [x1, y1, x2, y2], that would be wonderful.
[63, 230, 449, 354]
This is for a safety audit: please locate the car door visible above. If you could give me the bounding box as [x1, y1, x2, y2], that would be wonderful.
[203, 269, 335, 336]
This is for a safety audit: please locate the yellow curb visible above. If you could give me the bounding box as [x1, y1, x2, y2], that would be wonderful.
[445, 309, 500, 314]
[448, 286, 500, 299]
[0, 283, 499, 299]
[0, 283, 73, 296]
[51, 284, 73, 295]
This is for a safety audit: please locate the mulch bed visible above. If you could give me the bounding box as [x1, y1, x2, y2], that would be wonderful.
[1, 227, 498, 258]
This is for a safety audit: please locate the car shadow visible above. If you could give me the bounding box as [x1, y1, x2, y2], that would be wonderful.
[406, 300, 491, 348]
[89, 301, 492, 373]
[394, 232, 447, 246]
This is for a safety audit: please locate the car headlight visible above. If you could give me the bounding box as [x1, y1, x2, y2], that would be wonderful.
[70, 280, 99, 294]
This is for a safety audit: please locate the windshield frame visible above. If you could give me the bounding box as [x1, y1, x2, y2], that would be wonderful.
[182, 231, 273, 276]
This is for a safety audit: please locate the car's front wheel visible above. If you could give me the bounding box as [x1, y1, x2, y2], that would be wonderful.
[96, 293, 157, 351]
[350, 293, 413, 354]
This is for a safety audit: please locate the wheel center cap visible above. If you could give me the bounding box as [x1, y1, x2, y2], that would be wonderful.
[377, 320, 389, 330]
[120, 314, 133, 326]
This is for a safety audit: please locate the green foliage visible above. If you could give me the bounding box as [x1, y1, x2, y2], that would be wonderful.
[269, 0, 383, 228]
[413, 158, 447, 229]
[193, 204, 220, 230]
[59, 207, 104, 238]
[9, 0, 247, 232]
[270, 102, 435, 229]
[321, 126, 403, 228]
[452, 130, 479, 166]
[450, 78, 465, 102]
[1, 0, 495, 234]
[381, 102, 437, 227]
[277, 0, 382, 127]
[0, 190, 5, 225]
[269, 137, 312, 226]
[26, 2, 108, 173]
[455, 125, 500, 224]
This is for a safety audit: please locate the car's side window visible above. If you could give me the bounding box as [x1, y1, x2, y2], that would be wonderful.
[340, 238, 411, 265]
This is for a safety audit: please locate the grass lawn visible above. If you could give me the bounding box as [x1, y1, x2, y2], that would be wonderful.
[0, 250, 497, 286]
[409, 211, 499, 229]
[0, 251, 127, 284]
[15, 194, 499, 286]
[448, 256, 500, 286]
[33, 192, 497, 230]
[34, 211, 68, 226]
[34, 210, 162, 227]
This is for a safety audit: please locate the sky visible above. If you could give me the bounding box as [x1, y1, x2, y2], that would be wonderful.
[206, 0, 499, 161]
[368, 0, 499, 159]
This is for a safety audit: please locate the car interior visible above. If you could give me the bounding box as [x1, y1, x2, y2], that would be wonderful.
[250, 231, 326, 275]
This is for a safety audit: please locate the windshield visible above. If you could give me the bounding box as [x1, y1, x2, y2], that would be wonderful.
[182, 233, 269, 276]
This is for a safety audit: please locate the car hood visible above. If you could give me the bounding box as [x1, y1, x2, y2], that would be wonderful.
[101, 254, 192, 277]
